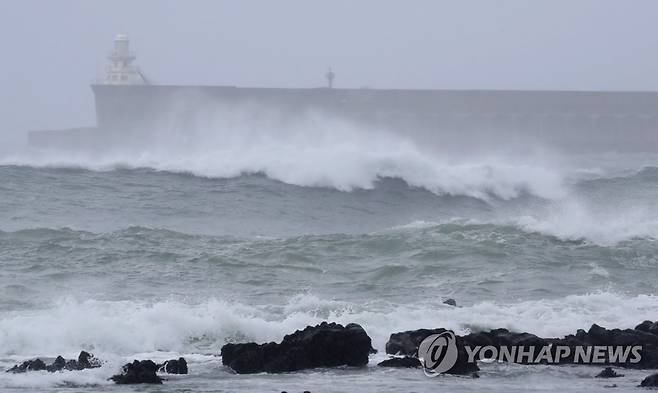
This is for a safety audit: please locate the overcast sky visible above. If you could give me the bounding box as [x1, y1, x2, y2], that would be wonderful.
[1, 0, 658, 143]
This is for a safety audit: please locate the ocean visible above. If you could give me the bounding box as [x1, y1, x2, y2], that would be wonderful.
[0, 118, 657, 392]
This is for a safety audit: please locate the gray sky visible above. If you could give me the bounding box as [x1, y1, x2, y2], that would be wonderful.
[1, 0, 658, 142]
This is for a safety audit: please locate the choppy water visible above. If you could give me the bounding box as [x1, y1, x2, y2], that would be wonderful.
[1, 121, 658, 392]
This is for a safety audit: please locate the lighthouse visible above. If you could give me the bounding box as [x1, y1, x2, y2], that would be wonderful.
[105, 34, 146, 85]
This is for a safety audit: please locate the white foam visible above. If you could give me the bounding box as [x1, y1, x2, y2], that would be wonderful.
[389, 212, 658, 246]
[0, 364, 114, 389]
[7, 109, 658, 244]
[1, 292, 656, 362]
[514, 197, 658, 245]
[1, 110, 569, 201]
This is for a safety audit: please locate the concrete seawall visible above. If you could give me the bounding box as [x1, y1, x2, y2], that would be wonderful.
[29, 85, 658, 152]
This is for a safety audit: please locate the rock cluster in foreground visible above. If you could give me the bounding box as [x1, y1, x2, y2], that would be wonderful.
[221, 322, 374, 373]
[157, 357, 188, 374]
[110, 357, 188, 384]
[7, 319, 658, 386]
[7, 351, 101, 373]
[111, 360, 162, 384]
[380, 319, 658, 383]
[595, 367, 624, 378]
[6, 352, 187, 385]
[382, 327, 481, 375]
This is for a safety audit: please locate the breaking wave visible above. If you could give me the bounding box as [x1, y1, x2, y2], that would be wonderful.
[2, 111, 577, 200]
[0, 293, 656, 359]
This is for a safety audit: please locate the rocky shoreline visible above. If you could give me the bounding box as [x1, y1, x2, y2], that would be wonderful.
[221, 322, 375, 374]
[6, 320, 658, 387]
[382, 320, 658, 371]
[6, 352, 188, 384]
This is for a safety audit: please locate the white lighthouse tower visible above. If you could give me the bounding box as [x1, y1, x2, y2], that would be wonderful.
[105, 34, 146, 85]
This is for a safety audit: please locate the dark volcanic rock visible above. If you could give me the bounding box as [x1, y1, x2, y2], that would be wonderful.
[377, 356, 422, 368]
[385, 328, 478, 375]
[111, 360, 162, 384]
[7, 351, 101, 373]
[549, 323, 658, 368]
[221, 322, 373, 373]
[464, 329, 548, 348]
[595, 367, 624, 378]
[157, 357, 188, 374]
[6, 358, 47, 373]
[640, 371, 658, 387]
[386, 328, 446, 356]
[46, 356, 67, 372]
[463, 328, 549, 364]
[636, 321, 658, 336]
[77, 351, 101, 370]
[385, 320, 658, 373]
[443, 299, 457, 307]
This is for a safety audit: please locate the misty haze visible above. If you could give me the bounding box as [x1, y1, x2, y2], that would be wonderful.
[1, 1, 658, 392]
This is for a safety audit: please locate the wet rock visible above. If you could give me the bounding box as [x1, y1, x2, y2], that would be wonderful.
[377, 356, 422, 368]
[385, 328, 479, 375]
[6, 358, 47, 373]
[595, 367, 624, 378]
[157, 357, 188, 374]
[635, 320, 658, 336]
[384, 320, 658, 374]
[550, 323, 658, 368]
[77, 351, 101, 369]
[640, 371, 658, 387]
[443, 299, 457, 307]
[465, 328, 548, 348]
[110, 360, 162, 384]
[6, 351, 102, 373]
[635, 320, 653, 332]
[46, 356, 67, 372]
[386, 328, 446, 356]
[464, 328, 549, 364]
[221, 322, 373, 373]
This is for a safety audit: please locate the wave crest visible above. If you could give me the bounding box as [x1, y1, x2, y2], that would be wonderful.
[3, 111, 570, 200]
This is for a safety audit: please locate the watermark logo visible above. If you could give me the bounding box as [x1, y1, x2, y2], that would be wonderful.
[417, 330, 643, 376]
[418, 331, 458, 376]
[464, 345, 642, 365]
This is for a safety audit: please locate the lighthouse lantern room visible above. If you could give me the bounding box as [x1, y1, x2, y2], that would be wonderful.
[105, 34, 145, 85]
